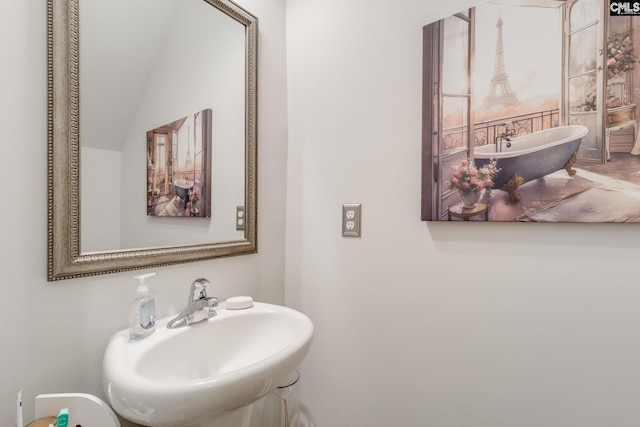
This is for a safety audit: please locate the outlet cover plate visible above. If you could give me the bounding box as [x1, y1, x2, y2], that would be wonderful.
[236, 206, 245, 230]
[342, 203, 361, 237]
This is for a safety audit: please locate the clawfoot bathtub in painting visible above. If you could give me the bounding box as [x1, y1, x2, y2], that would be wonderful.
[173, 178, 194, 201]
[475, 125, 589, 202]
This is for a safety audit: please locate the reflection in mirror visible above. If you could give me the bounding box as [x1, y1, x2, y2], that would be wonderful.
[48, 0, 257, 280]
[80, 0, 246, 252]
[146, 109, 213, 219]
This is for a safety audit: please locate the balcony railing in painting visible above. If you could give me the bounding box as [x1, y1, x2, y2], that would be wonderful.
[442, 108, 560, 155]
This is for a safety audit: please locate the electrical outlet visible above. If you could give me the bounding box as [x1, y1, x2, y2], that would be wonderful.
[236, 206, 245, 230]
[342, 204, 361, 237]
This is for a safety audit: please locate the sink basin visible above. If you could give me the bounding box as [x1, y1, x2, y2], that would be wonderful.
[103, 301, 313, 427]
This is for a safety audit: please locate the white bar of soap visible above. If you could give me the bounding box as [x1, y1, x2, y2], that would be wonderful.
[226, 296, 254, 310]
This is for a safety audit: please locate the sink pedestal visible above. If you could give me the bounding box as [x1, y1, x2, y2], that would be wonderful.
[119, 400, 267, 427]
[191, 405, 256, 427]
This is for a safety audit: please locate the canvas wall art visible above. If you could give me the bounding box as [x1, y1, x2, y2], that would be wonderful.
[147, 109, 212, 218]
[421, 0, 640, 222]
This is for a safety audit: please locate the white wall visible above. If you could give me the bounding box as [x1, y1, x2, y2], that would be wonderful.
[285, 0, 640, 426]
[7, 0, 640, 426]
[81, 147, 121, 251]
[0, 0, 288, 425]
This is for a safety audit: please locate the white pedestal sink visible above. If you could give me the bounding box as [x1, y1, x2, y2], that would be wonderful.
[103, 301, 313, 427]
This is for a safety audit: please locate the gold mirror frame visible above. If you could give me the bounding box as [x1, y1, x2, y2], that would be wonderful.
[47, 0, 258, 281]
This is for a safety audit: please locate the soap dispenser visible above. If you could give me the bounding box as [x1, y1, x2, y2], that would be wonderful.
[129, 272, 157, 340]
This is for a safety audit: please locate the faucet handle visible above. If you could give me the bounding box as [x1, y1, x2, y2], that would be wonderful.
[190, 278, 211, 301]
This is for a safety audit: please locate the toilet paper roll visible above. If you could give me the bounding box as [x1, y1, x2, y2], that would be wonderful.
[26, 417, 56, 427]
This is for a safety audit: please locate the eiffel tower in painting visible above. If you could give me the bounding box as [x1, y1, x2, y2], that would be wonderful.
[482, 15, 520, 109]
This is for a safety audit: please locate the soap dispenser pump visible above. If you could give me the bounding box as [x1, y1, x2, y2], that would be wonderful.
[129, 272, 157, 340]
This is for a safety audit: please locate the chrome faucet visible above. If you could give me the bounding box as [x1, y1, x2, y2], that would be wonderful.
[495, 122, 516, 153]
[167, 278, 219, 329]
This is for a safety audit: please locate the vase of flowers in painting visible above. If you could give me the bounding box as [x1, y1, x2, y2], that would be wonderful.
[188, 186, 200, 216]
[447, 158, 500, 209]
[459, 189, 481, 209]
[607, 32, 636, 79]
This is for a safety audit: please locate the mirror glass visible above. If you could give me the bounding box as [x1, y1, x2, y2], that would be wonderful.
[48, 0, 257, 280]
[80, 0, 246, 252]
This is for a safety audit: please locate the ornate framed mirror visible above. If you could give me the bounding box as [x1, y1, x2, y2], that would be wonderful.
[48, 0, 258, 280]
